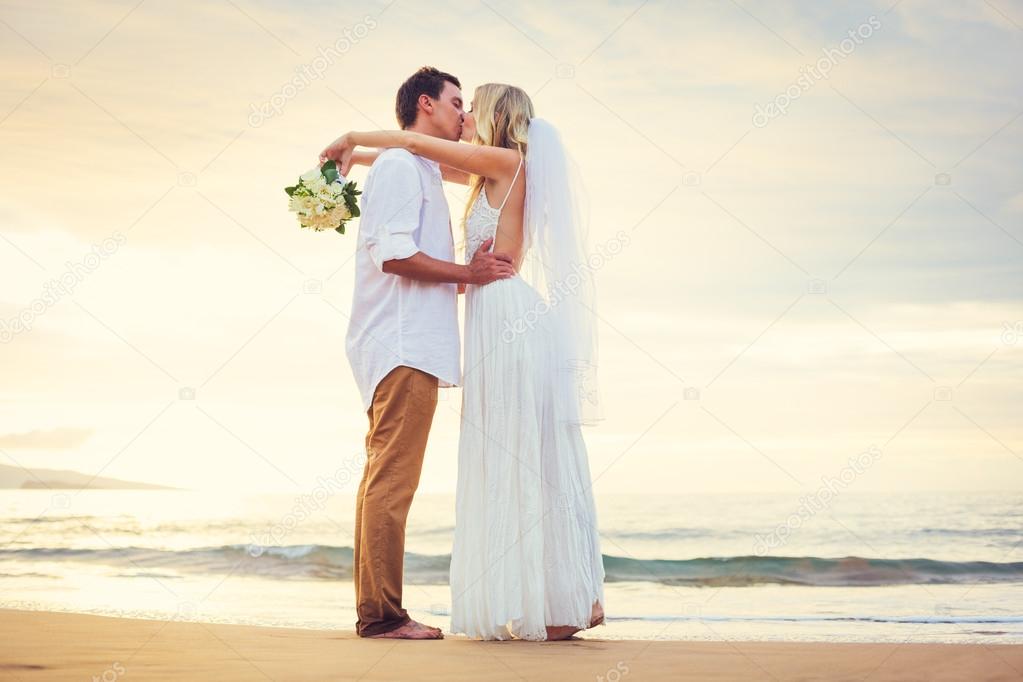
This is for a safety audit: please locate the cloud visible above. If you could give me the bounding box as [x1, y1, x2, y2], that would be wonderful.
[0, 426, 93, 449]
[1, 0, 1020, 492]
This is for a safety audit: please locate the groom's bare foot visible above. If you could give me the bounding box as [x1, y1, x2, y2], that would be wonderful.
[366, 620, 443, 639]
[409, 620, 443, 635]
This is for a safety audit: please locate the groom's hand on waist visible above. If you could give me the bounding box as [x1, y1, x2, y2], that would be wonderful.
[467, 237, 515, 285]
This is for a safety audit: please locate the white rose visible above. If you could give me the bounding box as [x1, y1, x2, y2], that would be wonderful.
[300, 167, 322, 184]
[328, 205, 350, 223]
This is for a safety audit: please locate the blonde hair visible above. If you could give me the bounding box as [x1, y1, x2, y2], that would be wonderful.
[461, 83, 535, 231]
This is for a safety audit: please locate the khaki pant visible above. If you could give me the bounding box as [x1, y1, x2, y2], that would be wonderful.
[354, 365, 438, 636]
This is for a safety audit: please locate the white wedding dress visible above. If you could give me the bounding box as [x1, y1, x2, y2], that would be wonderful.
[449, 161, 606, 641]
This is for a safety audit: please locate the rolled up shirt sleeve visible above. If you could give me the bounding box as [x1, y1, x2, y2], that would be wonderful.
[363, 156, 423, 273]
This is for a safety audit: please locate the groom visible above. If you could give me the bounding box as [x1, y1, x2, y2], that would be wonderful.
[330, 67, 515, 639]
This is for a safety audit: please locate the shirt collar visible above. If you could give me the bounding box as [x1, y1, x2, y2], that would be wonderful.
[414, 154, 442, 178]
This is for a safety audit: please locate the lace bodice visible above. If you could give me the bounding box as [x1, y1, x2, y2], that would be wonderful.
[463, 157, 523, 262]
[464, 188, 503, 261]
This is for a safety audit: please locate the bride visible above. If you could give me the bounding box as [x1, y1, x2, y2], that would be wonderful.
[326, 83, 605, 641]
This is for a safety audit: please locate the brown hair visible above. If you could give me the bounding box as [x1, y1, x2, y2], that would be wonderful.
[395, 66, 461, 129]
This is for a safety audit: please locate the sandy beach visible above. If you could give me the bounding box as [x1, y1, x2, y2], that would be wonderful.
[1, 609, 1020, 681]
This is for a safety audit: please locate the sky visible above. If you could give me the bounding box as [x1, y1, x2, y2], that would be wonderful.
[1, 0, 1021, 495]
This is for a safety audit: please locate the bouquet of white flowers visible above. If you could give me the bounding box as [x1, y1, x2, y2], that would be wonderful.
[285, 160, 361, 234]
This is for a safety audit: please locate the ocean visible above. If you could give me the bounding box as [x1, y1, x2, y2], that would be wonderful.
[2, 489, 1020, 643]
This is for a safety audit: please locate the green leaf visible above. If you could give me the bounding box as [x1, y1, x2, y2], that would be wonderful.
[342, 193, 361, 218]
[335, 224, 345, 235]
[321, 159, 340, 184]
[284, 185, 297, 196]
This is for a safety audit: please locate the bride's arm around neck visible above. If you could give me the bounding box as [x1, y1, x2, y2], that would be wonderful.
[349, 129, 520, 182]
[349, 147, 468, 185]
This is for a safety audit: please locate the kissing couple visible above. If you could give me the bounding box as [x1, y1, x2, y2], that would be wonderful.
[319, 65, 605, 641]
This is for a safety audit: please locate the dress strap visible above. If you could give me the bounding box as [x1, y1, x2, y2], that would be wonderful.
[496, 155, 524, 212]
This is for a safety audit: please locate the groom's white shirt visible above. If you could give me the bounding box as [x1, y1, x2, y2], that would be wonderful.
[345, 148, 461, 413]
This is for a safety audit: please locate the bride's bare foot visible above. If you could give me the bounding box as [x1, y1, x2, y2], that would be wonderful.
[545, 624, 581, 640]
[589, 601, 605, 627]
[545, 601, 605, 640]
[366, 620, 443, 639]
